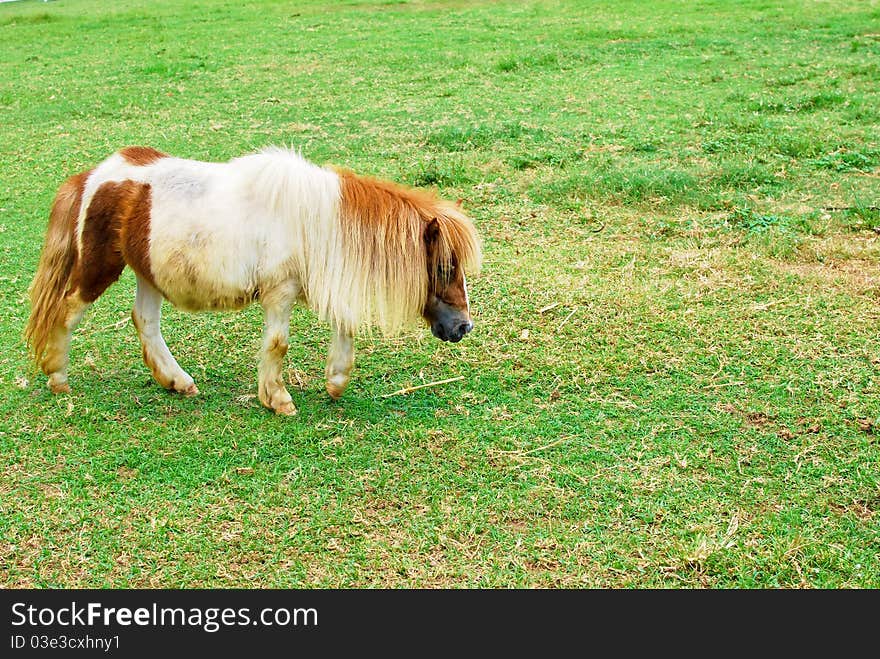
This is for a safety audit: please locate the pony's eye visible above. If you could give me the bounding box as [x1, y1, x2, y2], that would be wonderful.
[437, 263, 455, 281]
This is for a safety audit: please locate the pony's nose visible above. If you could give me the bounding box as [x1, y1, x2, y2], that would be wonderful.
[449, 320, 473, 342]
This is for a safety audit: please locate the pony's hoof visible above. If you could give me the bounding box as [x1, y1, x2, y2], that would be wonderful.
[325, 377, 349, 400]
[48, 380, 71, 394]
[275, 402, 297, 416]
[182, 383, 199, 397]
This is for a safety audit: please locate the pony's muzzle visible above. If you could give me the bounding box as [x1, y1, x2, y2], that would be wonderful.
[432, 319, 473, 343]
[425, 294, 474, 343]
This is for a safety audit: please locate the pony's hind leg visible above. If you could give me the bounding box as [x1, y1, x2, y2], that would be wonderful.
[41, 291, 90, 394]
[325, 326, 354, 400]
[258, 282, 299, 416]
[132, 275, 198, 396]
[40, 234, 124, 393]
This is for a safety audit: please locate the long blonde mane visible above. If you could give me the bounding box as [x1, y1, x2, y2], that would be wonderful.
[330, 169, 481, 336]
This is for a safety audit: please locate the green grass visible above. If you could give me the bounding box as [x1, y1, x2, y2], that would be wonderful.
[1, 0, 878, 588]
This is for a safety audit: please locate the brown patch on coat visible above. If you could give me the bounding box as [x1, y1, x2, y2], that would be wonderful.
[118, 146, 167, 167]
[74, 180, 156, 301]
[118, 182, 155, 287]
[25, 170, 91, 365]
[73, 183, 126, 301]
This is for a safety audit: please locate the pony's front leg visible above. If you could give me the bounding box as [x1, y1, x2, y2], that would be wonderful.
[132, 276, 197, 396]
[325, 326, 354, 400]
[258, 284, 299, 416]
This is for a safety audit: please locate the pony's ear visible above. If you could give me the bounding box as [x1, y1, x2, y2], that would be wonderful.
[424, 217, 441, 246]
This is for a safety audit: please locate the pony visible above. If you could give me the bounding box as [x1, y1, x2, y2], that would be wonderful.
[24, 146, 481, 415]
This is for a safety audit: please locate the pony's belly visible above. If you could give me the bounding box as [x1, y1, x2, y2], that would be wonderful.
[163, 288, 258, 312]
[150, 237, 262, 311]
[155, 269, 259, 312]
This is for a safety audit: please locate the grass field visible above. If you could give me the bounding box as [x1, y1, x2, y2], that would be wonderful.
[1, 0, 878, 588]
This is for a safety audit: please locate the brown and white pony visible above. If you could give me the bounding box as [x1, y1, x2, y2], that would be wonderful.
[25, 146, 481, 415]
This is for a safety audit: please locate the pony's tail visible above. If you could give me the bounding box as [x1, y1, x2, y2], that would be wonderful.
[24, 173, 86, 367]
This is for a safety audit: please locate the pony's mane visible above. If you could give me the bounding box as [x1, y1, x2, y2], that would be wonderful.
[333, 168, 481, 336]
[240, 148, 481, 336]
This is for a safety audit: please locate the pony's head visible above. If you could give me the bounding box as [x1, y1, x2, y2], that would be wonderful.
[422, 217, 476, 343]
[329, 169, 481, 338]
